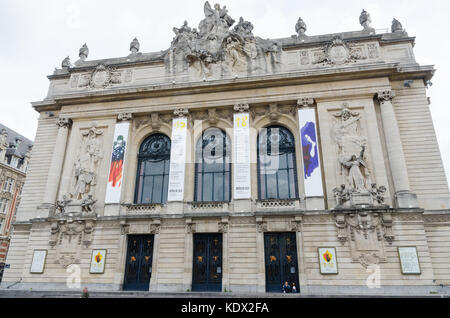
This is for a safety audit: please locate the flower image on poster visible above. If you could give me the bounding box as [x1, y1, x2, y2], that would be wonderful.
[90, 249, 107, 274]
[105, 122, 129, 203]
[30, 250, 47, 274]
[318, 247, 338, 274]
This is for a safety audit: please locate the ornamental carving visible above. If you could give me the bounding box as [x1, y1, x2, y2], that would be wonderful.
[76, 63, 123, 89]
[313, 36, 366, 66]
[334, 211, 393, 268]
[56, 117, 73, 129]
[49, 218, 96, 268]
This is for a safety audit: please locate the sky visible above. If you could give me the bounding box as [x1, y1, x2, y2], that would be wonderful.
[0, 0, 449, 184]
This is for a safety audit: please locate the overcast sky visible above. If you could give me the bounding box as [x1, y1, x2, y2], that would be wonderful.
[0, 0, 449, 184]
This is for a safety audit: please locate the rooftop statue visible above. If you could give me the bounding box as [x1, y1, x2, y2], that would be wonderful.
[61, 56, 71, 69]
[359, 9, 374, 33]
[79, 43, 89, 61]
[391, 18, 403, 33]
[295, 17, 307, 37]
[199, 1, 235, 39]
[130, 37, 140, 54]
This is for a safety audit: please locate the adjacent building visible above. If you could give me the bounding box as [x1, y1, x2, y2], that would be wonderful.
[1, 3, 450, 295]
[0, 123, 32, 282]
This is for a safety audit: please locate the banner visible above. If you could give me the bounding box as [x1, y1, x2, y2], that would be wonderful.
[167, 117, 188, 201]
[298, 108, 324, 197]
[233, 112, 251, 199]
[105, 121, 130, 203]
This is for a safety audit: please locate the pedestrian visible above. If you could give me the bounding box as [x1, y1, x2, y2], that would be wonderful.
[81, 287, 89, 298]
[282, 281, 291, 293]
[291, 282, 298, 293]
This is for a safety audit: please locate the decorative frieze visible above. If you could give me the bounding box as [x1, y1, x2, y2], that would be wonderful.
[174, 108, 189, 117]
[233, 103, 249, 113]
[297, 97, 314, 108]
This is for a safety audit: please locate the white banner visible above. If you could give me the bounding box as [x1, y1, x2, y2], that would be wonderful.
[233, 112, 251, 199]
[298, 108, 324, 197]
[167, 117, 188, 201]
[105, 121, 130, 204]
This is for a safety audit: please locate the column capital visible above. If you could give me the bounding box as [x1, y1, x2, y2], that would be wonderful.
[233, 103, 249, 113]
[297, 97, 315, 108]
[56, 117, 72, 129]
[117, 112, 133, 121]
[173, 108, 189, 117]
[376, 90, 395, 103]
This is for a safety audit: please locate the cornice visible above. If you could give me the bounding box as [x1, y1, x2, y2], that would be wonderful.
[32, 63, 435, 112]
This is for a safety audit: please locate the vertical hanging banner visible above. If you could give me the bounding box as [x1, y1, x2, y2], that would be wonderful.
[233, 112, 251, 199]
[167, 117, 188, 201]
[105, 121, 130, 203]
[298, 108, 324, 197]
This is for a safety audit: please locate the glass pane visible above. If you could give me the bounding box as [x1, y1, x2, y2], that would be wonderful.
[278, 153, 287, 169]
[277, 170, 289, 199]
[164, 159, 170, 174]
[162, 174, 169, 204]
[213, 173, 224, 201]
[152, 176, 163, 203]
[287, 153, 294, 168]
[142, 176, 154, 204]
[147, 160, 164, 176]
[195, 169, 203, 202]
[137, 175, 144, 203]
[224, 171, 230, 201]
[202, 174, 213, 201]
[289, 169, 296, 198]
[204, 162, 223, 173]
[266, 173, 277, 198]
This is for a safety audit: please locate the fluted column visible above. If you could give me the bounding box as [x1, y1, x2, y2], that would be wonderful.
[377, 90, 418, 208]
[41, 117, 72, 208]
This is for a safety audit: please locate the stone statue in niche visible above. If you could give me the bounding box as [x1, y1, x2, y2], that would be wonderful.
[71, 126, 103, 201]
[332, 103, 386, 207]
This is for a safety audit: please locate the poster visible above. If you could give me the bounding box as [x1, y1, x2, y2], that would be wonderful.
[30, 250, 47, 274]
[233, 112, 251, 199]
[398, 247, 421, 274]
[167, 117, 188, 201]
[298, 108, 324, 197]
[90, 249, 107, 274]
[105, 122, 130, 203]
[318, 247, 338, 274]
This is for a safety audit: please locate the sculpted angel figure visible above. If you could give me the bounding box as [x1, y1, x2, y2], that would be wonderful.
[199, 1, 235, 38]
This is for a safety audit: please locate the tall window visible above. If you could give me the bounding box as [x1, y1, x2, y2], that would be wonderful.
[0, 198, 9, 213]
[3, 178, 14, 193]
[258, 125, 298, 200]
[134, 134, 171, 204]
[194, 128, 231, 202]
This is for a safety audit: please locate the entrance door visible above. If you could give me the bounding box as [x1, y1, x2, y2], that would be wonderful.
[192, 233, 222, 292]
[123, 235, 154, 291]
[264, 232, 300, 293]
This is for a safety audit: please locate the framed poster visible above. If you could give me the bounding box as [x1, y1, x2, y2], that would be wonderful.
[90, 249, 107, 274]
[167, 117, 188, 202]
[398, 247, 421, 275]
[30, 250, 47, 274]
[233, 112, 251, 199]
[318, 247, 338, 275]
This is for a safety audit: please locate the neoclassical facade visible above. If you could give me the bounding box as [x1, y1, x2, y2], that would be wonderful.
[1, 4, 450, 295]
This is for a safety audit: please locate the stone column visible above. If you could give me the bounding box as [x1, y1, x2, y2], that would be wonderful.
[40, 117, 72, 215]
[377, 90, 418, 208]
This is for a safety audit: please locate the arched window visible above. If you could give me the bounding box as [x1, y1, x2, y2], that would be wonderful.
[257, 125, 298, 200]
[134, 134, 171, 204]
[194, 128, 231, 202]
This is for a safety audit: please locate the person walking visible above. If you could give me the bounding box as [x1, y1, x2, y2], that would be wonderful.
[282, 281, 291, 293]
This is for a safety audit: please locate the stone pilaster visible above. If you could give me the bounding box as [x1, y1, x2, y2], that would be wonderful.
[377, 90, 418, 208]
[39, 117, 72, 216]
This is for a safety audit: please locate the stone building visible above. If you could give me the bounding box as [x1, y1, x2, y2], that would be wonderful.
[0, 123, 32, 282]
[1, 4, 450, 295]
